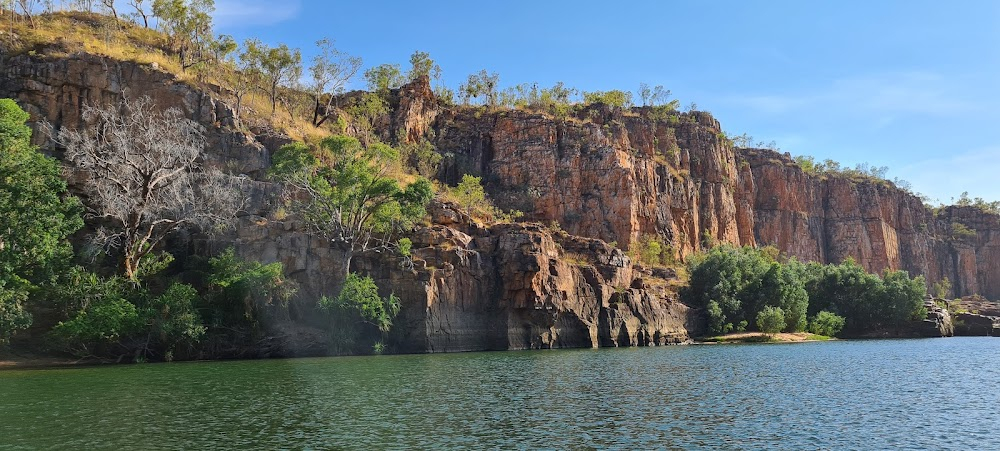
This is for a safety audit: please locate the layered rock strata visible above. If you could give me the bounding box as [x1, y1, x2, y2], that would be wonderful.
[3, 51, 998, 352]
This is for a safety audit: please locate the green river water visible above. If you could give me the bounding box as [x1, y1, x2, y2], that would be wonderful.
[2, 337, 998, 450]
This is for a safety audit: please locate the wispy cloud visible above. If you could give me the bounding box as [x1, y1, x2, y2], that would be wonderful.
[213, 0, 302, 29]
[726, 71, 980, 118]
[896, 146, 1000, 203]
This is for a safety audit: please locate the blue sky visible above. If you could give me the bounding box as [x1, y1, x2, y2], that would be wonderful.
[213, 0, 1000, 205]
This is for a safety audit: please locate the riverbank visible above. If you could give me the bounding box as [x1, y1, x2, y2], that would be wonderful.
[0, 351, 86, 370]
[698, 332, 834, 343]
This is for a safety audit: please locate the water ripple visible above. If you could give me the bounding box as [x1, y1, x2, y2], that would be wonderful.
[2, 338, 999, 449]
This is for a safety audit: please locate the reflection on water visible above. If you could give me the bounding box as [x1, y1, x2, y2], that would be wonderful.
[2, 338, 999, 449]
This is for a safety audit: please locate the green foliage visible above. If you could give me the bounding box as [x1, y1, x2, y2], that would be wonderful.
[242, 39, 301, 117]
[50, 276, 207, 359]
[270, 135, 433, 257]
[407, 50, 441, 82]
[686, 245, 926, 335]
[434, 85, 456, 106]
[397, 238, 413, 258]
[0, 291, 31, 344]
[582, 89, 633, 108]
[364, 63, 405, 95]
[932, 277, 952, 299]
[344, 92, 389, 140]
[52, 295, 142, 351]
[48, 268, 140, 356]
[954, 191, 1000, 214]
[638, 83, 670, 107]
[151, 0, 216, 70]
[399, 138, 442, 177]
[459, 69, 499, 106]
[808, 311, 846, 337]
[950, 222, 977, 241]
[319, 272, 400, 333]
[796, 258, 927, 331]
[447, 174, 522, 223]
[0, 99, 83, 342]
[706, 300, 725, 335]
[756, 306, 785, 335]
[452, 174, 489, 217]
[202, 248, 295, 330]
[684, 245, 777, 334]
[498, 82, 579, 118]
[791, 155, 906, 190]
[629, 234, 676, 267]
[145, 283, 205, 355]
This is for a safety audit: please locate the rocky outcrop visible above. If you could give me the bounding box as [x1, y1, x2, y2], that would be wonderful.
[953, 313, 999, 336]
[4, 50, 1000, 354]
[915, 299, 954, 337]
[739, 149, 1000, 299]
[0, 52, 272, 178]
[213, 204, 696, 353]
[950, 295, 1000, 336]
[431, 105, 751, 259]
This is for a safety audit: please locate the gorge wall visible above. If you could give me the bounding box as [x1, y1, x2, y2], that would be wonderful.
[2, 51, 998, 353]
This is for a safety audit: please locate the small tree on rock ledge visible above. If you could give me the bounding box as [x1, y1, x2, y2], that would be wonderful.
[269, 136, 433, 293]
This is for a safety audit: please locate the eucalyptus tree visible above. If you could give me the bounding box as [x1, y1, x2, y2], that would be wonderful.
[364, 63, 404, 96]
[407, 50, 441, 82]
[269, 135, 432, 291]
[127, 0, 150, 27]
[309, 38, 362, 127]
[241, 39, 301, 118]
[151, 0, 215, 71]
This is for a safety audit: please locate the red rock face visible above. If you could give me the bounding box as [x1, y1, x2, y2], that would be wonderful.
[424, 89, 999, 300]
[431, 106, 752, 260]
[740, 149, 1000, 299]
[4, 53, 998, 353]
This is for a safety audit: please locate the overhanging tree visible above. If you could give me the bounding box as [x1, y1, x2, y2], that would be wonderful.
[0, 99, 83, 342]
[269, 135, 432, 290]
[50, 95, 243, 280]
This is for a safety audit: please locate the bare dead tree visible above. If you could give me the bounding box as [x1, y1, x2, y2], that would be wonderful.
[49, 96, 245, 280]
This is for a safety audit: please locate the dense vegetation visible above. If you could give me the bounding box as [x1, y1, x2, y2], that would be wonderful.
[684, 245, 927, 337]
[0, 99, 82, 343]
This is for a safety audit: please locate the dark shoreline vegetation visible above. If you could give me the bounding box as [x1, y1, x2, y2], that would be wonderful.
[1, 5, 998, 365]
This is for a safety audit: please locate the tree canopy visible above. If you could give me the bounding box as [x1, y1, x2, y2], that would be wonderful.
[0, 99, 83, 342]
[269, 135, 432, 282]
[685, 245, 927, 336]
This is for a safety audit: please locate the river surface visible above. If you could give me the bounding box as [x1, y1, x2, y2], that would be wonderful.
[1, 337, 998, 450]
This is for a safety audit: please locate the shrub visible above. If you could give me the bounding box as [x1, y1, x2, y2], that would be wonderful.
[202, 248, 295, 331]
[320, 272, 400, 334]
[950, 222, 977, 241]
[582, 90, 633, 108]
[756, 306, 785, 335]
[400, 139, 442, 178]
[629, 234, 676, 267]
[808, 311, 846, 337]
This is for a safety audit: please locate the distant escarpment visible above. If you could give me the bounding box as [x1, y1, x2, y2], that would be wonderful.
[3, 50, 997, 354]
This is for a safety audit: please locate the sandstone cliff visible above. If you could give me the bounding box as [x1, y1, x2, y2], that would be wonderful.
[3, 50, 997, 353]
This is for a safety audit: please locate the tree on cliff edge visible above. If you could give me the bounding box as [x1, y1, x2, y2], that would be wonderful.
[49, 96, 243, 281]
[269, 136, 432, 292]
